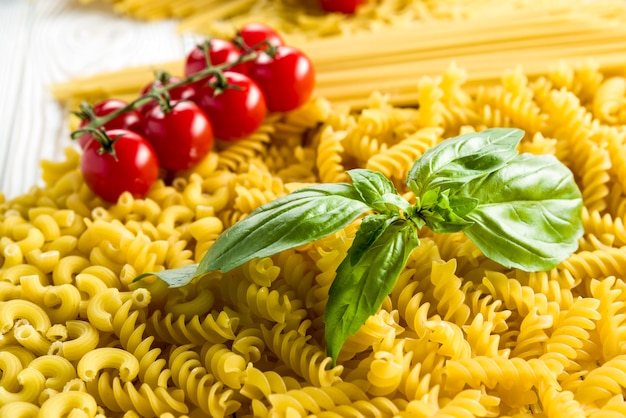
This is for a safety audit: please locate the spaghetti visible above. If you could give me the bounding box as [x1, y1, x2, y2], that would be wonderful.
[53, 2, 626, 108]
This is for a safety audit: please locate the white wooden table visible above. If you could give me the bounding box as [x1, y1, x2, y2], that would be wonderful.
[0, 0, 196, 200]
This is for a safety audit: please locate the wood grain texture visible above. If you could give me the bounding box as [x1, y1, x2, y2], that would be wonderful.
[0, 0, 193, 199]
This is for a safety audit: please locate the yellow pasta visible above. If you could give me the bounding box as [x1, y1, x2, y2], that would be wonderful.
[593, 77, 626, 124]
[9, 55, 626, 416]
[37, 391, 98, 418]
[77, 347, 140, 383]
[49, 1, 626, 112]
[59, 320, 100, 362]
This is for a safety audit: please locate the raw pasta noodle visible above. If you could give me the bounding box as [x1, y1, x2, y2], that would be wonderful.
[571, 136, 612, 213]
[20, 275, 81, 324]
[167, 344, 240, 417]
[307, 224, 358, 319]
[215, 121, 275, 173]
[261, 322, 342, 387]
[475, 70, 547, 135]
[575, 354, 626, 406]
[589, 277, 626, 362]
[365, 127, 441, 183]
[145, 309, 237, 347]
[463, 313, 502, 358]
[0, 401, 40, 417]
[540, 297, 601, 371]
[429, 259, 471, 326]
[508, 307, 553, 360]
[59, 320, 100, 361]
[315, 126, 350, 184]
[582, 207, 626, 247]
[593, 76, 626, 124]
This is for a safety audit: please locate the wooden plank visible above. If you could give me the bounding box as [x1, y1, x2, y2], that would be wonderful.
[0, 0, 32, 199]
[0, 0, 191, 199]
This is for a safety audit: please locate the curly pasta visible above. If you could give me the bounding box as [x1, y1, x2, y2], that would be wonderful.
[593, 77, 626, 125]
[365, 127, 441, 184]
[315, 126, 350, 184]
[475, 70, 546, 135]
[9, 60, 626, 415]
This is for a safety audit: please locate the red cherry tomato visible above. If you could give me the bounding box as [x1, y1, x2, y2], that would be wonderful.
[236, 22, 284, 51]
[184, 39, 247, 83]
[319, 0, 364, 14]
[77, 99, 142, 149]
[137, 75, 197, 116]
[248, 46, 315, 112]
[195, 71, 267, 141]
[142, 101, 214, 171]
[81, 129, 159, 202]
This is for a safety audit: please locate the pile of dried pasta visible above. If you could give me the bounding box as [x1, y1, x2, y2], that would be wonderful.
[78, 0, 617, 41]
[76, 0, 544, 38]
[3, 61, 626, 417]
[55, 2, 626, 108]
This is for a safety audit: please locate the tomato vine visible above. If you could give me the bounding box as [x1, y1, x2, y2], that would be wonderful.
[71, 23, 315, 202]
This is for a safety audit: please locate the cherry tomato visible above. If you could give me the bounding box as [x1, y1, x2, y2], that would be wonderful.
[184, 39, 247, 84]
[81, 129, 159, 202]
[248, 46, 315, 112]
[236, 22, 284, 52]
[77, 99, 142, 149]
[137, 75, 197, 116]
[319, 0, 364, 14]
[195, 71, 266, 141]
[142, 101, 214, 171]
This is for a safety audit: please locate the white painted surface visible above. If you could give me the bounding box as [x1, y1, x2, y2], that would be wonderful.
[0, 0, 192, 199]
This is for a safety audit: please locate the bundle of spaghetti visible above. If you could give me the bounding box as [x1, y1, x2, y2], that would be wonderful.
[7, 61, 626, 416]
[53, 1, 626, 109]
[77, 0, 618, 41]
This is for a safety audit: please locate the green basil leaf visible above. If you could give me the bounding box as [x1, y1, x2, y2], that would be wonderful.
[407, 128, 523, 196]
[349, 214, 399, 265]
[349, 169, 397, 202]
[348, 168, 402, 214]
[449, 195, 480, 217]
[421, 192, 478, 234]
[373, 193, 413, 214]
[419, 188, 441, 209]
[324, 220, 419, 362]
[460, 153, 583, 271]
[197, 183, 371, 275]
[134, 264, 199, 288]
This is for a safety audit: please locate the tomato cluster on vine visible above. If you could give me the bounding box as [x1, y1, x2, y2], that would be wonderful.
[74, 23, 315, 203]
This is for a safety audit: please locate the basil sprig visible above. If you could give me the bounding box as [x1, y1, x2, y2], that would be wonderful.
[136, 128, 583, 363]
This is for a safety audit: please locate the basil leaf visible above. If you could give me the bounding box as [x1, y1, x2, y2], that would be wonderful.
[373, 193, 413, 215]
[349, 169, 397, 202]
[348, 168, 402, 214]
[419, 188, 441, 209]
[134, 264, 199, 288]
[407, 128, 523, 196]
[349, 214, 399, 265]
[459, 153, 583, 271]
[197, 183, 371, 275]
[421, 192, 478, 234]
[324, 220, 419, 362]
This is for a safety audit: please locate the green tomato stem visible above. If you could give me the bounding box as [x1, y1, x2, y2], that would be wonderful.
[69, 42, 260, 139]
